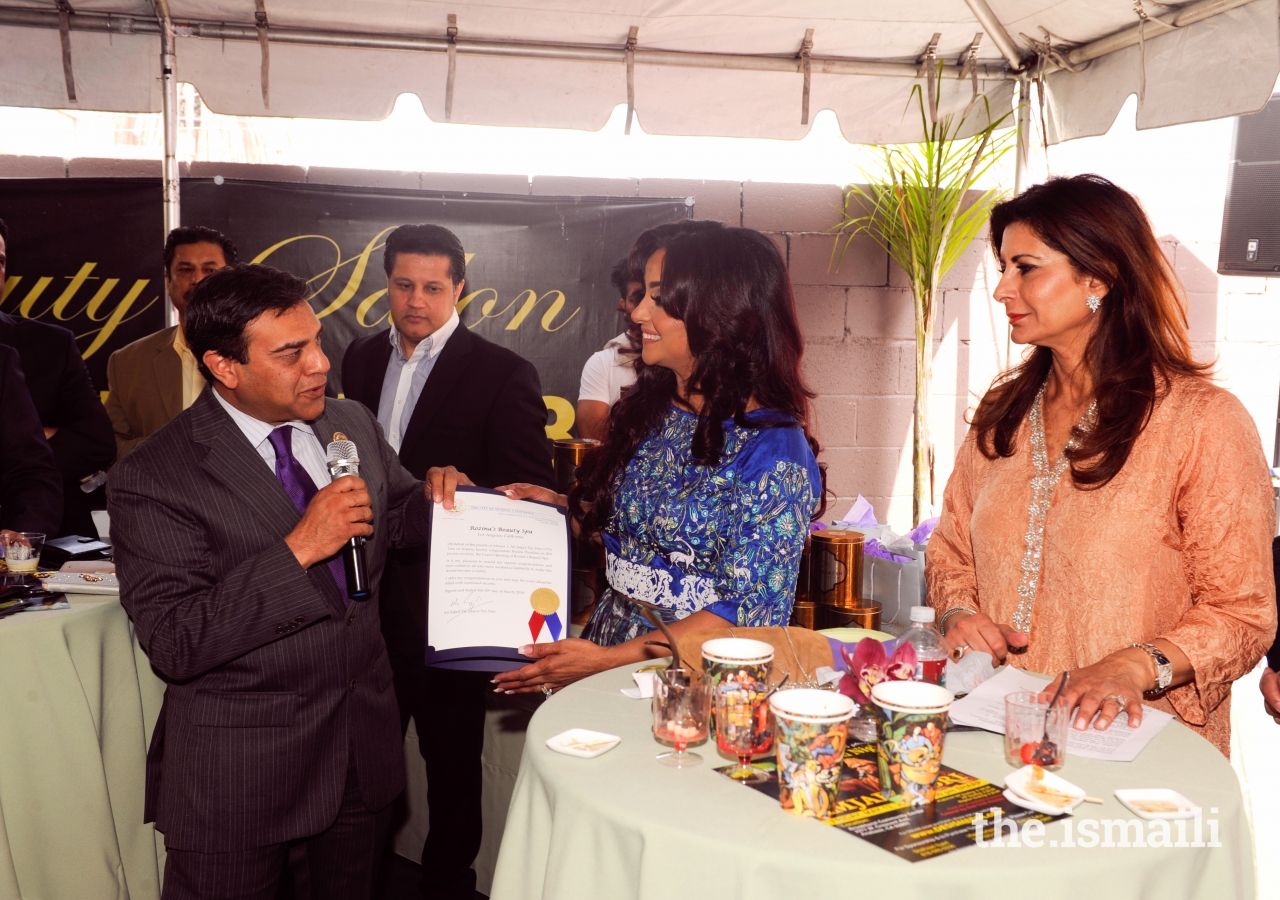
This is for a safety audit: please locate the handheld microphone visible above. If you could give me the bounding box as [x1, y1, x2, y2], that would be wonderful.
[326, 437, 371, 601]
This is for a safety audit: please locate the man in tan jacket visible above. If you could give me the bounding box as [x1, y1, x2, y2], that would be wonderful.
[106, 226, 237, 458]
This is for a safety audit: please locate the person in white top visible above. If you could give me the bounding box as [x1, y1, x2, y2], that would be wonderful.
[576, 257, 641, 440]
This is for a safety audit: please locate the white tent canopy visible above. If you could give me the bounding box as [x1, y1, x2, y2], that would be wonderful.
[0, 0, 1277, 146]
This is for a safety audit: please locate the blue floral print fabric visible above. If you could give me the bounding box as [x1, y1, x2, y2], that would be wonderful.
[583, 405, 822, 646]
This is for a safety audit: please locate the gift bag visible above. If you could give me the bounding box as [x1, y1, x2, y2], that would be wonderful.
[834, 500, 938, 632]
[863, 546, 926, 631]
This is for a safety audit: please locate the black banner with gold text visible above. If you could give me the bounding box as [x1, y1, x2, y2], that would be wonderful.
[0, 177, 688, 439]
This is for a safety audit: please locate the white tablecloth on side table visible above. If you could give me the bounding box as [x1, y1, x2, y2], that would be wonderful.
[0, 596, 165, 900]
[491, 663, 1254, 900]
[0, 593, 536, 900]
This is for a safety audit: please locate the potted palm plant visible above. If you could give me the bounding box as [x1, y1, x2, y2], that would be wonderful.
[831, 72, 1013, 526]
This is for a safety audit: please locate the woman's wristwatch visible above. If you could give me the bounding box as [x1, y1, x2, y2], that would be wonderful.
[1131, 642, 1173, 695]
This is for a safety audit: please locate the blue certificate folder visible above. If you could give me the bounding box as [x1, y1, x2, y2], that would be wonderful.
[424, 485, 573, 672]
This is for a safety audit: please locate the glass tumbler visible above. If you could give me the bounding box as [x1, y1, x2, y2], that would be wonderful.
[714, 684, 772, 780]
[2, 532, 45, 574]
[1004, 690, 1070, 770]
[651, 671, 712, 767]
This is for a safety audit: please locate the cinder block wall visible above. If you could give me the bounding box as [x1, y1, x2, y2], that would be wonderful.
[0, 156, 1007, 532]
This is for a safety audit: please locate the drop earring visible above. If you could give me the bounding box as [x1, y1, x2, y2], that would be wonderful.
[1086, 294, 1101, 314]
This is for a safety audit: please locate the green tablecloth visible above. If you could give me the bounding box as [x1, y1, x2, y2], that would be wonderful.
[0, 595, 532, 900]
[0, 596, 165, 900]
[491, 664, 1254, 900]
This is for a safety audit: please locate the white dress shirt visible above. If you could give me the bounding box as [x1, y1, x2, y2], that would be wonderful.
[213, 388, 332, 490]
[377, 310, 461, 453]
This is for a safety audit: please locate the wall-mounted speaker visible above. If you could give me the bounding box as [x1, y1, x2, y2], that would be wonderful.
[1219, 92, 1280, 275]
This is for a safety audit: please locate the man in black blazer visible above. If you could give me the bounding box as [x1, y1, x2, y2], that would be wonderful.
[110, 265, 434, 900]
[342, 224, 553, 900]
[0, 344, 62, 535]
[0, 218, 115, 538]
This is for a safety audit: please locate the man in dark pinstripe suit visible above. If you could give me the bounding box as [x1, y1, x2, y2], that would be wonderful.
[109, 265, 434, 900]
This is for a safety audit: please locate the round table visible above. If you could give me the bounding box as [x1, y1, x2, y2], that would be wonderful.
[490, 664, 1254, 900]
[0, 595, 166, 900]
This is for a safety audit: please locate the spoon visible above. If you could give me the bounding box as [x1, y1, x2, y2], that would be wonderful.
[1031, 672, 1068, 766]
[762, 672, 790, 699]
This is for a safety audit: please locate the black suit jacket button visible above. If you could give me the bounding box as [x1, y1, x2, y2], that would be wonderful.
[348, 679, 357, 693]
[275, 625, 288, 634]
[346, 615, 356, 627]
[292, 616, 305, 625]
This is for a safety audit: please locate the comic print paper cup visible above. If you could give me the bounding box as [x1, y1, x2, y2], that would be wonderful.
[870, 681, 953, 807]
[702, 638, 774, 730]
[768, 689, 855, 819]
[701, 638, 775, 692]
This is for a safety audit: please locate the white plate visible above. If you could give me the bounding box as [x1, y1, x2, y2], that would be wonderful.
[545, 728, 621, 758]
[1114, 789, 1200, 820]
[1002, 788, 1076, 817]
[1004, 765, 1086, 814]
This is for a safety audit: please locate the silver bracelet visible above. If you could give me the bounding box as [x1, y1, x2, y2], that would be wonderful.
[939, 606, 978, 636]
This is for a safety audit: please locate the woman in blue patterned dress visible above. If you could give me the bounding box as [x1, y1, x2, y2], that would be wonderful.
[485, 224, 825, 695]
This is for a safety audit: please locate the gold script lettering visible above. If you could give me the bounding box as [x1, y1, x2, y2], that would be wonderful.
[457, 288, 495, 323]
[518, 290, 578, 332]
[1, 275, 19, 305]
[52, 263, 99, 320]
[474, 289, 580, 332]
[543, 395, 575, 441]
[478, 289, 523, 323]
[355, 289, 389, 328]
[252, 234, 343, 296]
[80, 280, 157, 358]
[17, 276, 55, 318]
[313, 228, 397, 320]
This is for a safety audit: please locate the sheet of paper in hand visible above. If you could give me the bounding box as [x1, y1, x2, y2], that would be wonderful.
[425, 486, 572, 671]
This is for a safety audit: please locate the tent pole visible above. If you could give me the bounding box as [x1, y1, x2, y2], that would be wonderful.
[0, 0, 1259, 83]
[0, 8, 1009, 81]
[1014, 76, 1030, 195]
[960, 0, 1024, 69]
[153, 0, 180, 329]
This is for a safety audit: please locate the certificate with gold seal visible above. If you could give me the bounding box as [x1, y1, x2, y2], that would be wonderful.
[424, 486, 572, 671]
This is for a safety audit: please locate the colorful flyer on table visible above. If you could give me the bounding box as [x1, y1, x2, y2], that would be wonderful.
[719, 742, 1061, 862]
[425, 486, 572, 672]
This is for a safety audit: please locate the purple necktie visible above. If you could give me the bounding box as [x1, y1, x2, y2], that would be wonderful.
[267, 426, 349, 605]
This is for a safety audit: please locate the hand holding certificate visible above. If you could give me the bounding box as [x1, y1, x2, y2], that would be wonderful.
[425, 486, 571, 670]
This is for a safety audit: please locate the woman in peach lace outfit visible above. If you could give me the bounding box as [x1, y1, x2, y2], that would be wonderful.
[927, 175, 1276, 755]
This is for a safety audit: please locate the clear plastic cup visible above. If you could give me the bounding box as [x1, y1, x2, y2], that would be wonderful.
[2, 532, 45, 574]
[1004, 690, 1070, 770]
[652, 672, 712, 767]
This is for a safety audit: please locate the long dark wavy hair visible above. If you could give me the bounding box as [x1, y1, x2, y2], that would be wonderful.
[572, 226, 827, 535]
[619, 220, 726, 357]
[972, 174, 1210, 488]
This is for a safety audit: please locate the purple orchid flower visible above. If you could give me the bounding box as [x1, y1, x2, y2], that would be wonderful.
[838, 638, 918, 705]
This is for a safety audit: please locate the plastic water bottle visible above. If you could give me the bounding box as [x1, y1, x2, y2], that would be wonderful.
[901, 606, 947, 686]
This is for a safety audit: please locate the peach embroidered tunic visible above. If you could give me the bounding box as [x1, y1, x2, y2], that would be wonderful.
[928, 375, 1277, 755]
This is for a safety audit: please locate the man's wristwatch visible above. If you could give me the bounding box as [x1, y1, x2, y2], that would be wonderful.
[1131, 642, 1173, 695]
